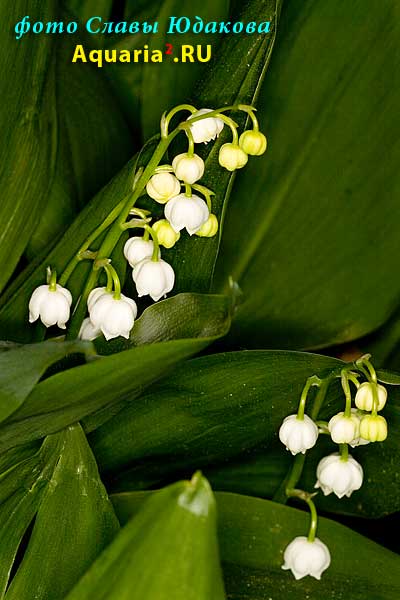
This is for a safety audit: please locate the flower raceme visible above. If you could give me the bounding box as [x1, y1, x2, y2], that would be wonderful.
[29, 283, 72, 329]
[279, 414, 319, 455]
[282, 537, 331, 580]
[27, 103, 268, 340]
[315, 453, 363, 498]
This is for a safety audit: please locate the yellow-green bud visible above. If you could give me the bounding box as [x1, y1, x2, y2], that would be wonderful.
[218, 143, 248, 171]
[355, 382, 387, 412]
[359, 414, 388, 442]
[146, 172, 181, 204]
[153, 219, 180, 248]
[239, 130, 267, 156]
[195, 214, 218, 238]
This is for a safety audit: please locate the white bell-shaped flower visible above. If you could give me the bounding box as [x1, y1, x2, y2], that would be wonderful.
[87, 287, 109, 312]
[282, 536, 331, 580]
[123, 237, 158, 267]
[164, 193, 209, 235]
[355, 381, 387, 412]
[78, 317, 101, 341]
[328, 411, 359, 444]
[146, 172, 181, 204]
[88, 292, 137, 341]
[278, 414, 319, 455]
[187, 108, 224, 143]
[133, 258, 175, 302]
[29, 284, 72, 329]
[172, 153, 204, 184]
[315, 453, 363, 498]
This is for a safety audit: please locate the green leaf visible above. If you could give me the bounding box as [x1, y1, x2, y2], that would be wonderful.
[0, 340, 91, 424]
[66, 473, 225, 600]
[90, 351, 343, 482]
[141, 0, 229, 138]
[0, 293, 231, 452]
[5, 425, 119, 600]
[166, 0, 282, 295]
[214, 0, 400, 349]
[112, 490, 400, 600]
[0, 0, 57, 293]
[90, 350, 400, 518]
[26, 35, 134, 259]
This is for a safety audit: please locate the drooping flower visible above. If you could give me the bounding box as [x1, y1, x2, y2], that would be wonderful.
[279, 414, 319, 455]
[315, 453, 363, 498]
[78, 317, 101, 341]
[29, 284, 72, 329]
[165, 193, 209, 235]
[359, 414, 388, 442]
[88, 293, 137, 341]
[282, 536, 331, 580]
[355, 381, 387, 412]
[348, 408, 370, 447]
[172, 153, 204, 184]
[123, 237, 158, 268]
[133, 258, 175, 302]
[187, 108, 224, 143]
[146, 172, 181, 204]
[328, 411, 359, 444]
[195, 214, 219, 238]
[239, 130, 267, 155]
[218, 143, 248, 171]
[152, 219, 180, 248]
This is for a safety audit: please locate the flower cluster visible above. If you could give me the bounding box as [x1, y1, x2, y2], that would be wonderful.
[27, 103, 267, 341]
[278, 355, 389, 581]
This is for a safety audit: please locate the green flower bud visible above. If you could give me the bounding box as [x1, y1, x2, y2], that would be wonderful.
[359, 414, 388, 442]
[355, 382, 387, 412]
[195, 214, 218, 238]
[239, 130, 267, 156]
[153, 219, 180, 248]
[218, 143, 248, 171]
[146, 172, 181, 204]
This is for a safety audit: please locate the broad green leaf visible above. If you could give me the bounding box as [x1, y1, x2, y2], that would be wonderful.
[141, 0, 229, 138]
[112, 490, 400, 600]
[90, 351, 343, 480]
[214, 0, 400, 350]
[5, 424, 119, 600]
[0, 1, 57, 293]
[90, 350, 400, 518]
[0, 294, 231, 452]
[0, 340, 91, 424]
[66, 473, 225, 600]
[363, 306, 400, 370]
[26, 35, 134, 259]
[166, 0, 282, 295]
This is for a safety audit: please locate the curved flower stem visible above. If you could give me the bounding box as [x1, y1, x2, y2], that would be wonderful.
[217, 114, 239, 145]
[186, 128, 195, 157]
[144, 225, 160, 262]
[297, 375, 321, 420]
[273, 376, 332, 504]
[184, 183, 192, 198]
[103, 264, 121, 300]
[59, 198, 126, 287]
[238, 104, 260, 131]
[48, 268, 57, 292]
[341, 369, 352, 417]
[286, 489, 318, 542]
[162, 104, 197, 136]
[66, 129, 180, 339]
